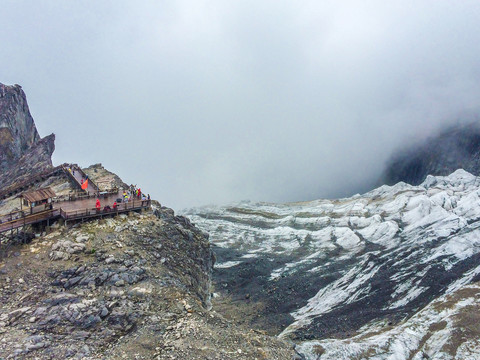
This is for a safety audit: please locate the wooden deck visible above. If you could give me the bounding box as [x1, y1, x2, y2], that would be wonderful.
[0, 191, 151, 234]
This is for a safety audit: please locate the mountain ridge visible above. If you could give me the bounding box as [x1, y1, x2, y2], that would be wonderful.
[381, 121, 480, 186]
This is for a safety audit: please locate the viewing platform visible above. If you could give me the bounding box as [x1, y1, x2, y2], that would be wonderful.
[0, 191, 151, 234]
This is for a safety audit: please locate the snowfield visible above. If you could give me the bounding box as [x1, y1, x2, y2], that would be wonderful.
[185, 170, 480, 359]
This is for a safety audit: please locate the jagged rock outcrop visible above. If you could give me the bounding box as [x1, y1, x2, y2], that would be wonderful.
[0, 84, 40, 164]
[382, 122, 480, 186]
[0, 83, 55, 189]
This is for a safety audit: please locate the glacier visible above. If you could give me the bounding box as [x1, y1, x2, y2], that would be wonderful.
[185, 169, 480, 359]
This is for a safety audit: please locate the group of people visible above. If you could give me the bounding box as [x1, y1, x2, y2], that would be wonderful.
[122, 184, 150, 203]
[129, 184, 146, 200]
[95, 185, 150, 213]
[96, 198, 120, 213]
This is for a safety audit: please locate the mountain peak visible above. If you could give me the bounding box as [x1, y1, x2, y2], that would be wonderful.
[0, 82, 54, 188]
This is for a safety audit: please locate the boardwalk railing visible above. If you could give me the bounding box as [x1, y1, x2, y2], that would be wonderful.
[0, 204, 52, 225]
[0, 210, 26, 225]
[0, 209, 57, 233]
[60, 200, 151, 221]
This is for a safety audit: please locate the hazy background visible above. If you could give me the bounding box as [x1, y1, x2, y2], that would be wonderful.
[1, 1, 480, 210]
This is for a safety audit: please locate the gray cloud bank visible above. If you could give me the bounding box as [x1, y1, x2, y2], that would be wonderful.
[1, 1, 480, 209]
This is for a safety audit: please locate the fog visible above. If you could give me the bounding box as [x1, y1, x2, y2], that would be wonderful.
[1, 1, 480, 209]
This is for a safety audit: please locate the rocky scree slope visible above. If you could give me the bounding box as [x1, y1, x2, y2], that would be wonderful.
[0, 206, 294, 359]
[186, 169, 480, 359]
[0, 83, 54, 189]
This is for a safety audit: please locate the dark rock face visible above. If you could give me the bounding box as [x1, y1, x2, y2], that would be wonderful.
[0, 83, 55, 188]
[0, 133, 55, 189]
[382, 122, 480, 185]
[0, 84, 40, 165]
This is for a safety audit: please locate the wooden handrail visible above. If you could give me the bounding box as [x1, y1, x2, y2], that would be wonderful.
[0, 209, 56, 233]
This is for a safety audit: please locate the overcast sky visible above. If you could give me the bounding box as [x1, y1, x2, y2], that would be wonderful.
[1, 1, 480, 210]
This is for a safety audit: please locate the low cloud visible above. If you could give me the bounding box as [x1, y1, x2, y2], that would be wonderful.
[1, 1, 480, 209]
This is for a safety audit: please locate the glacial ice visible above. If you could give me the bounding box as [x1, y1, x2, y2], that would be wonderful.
[185, 169, 480, 359]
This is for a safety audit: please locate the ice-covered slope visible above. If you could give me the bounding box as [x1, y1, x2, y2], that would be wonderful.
[185, 170, 480, 359]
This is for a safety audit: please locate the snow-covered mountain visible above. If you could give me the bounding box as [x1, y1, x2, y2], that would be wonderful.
[184, 169, 480, 359]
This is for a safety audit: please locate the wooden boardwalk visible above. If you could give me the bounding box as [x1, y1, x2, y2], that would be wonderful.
[0, 200, 150, 233]
[0, 191, 151, 234]
[62, 165, 99, 194]
[0, 209, 58, 233]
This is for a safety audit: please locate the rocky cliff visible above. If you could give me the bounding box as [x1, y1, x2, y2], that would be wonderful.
[382, 122, 480, 186]
[0, 83, 54, 189]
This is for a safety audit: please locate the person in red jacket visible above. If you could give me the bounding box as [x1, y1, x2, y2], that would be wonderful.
[96, 199, 101, 212]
